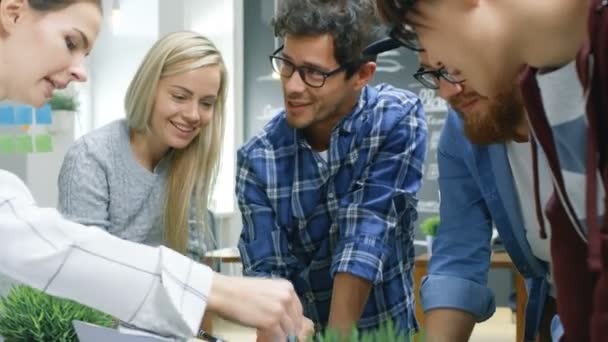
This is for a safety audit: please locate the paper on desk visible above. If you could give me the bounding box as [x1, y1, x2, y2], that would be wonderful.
[74, 321, 175, 342]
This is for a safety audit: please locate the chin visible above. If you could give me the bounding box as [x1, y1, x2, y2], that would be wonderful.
[286, 115, 311, 129]
[169, 138, 196, 150]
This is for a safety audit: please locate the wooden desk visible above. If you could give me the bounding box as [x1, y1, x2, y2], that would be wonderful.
[413, 252, 527, 342]
[203, 247, 242, 265]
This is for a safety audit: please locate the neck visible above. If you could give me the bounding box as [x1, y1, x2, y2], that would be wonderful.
[129, 129, 170, 171]
[517, 0, 590, 68]
[512, 114, 530, 143]
[304, 91, 359, 151]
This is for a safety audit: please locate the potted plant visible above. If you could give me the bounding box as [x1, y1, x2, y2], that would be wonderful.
[0, 285, 115, 342]
[47, 91, 79, 134]
[314, 320, 414, 341]
[420, 215, 440, 255]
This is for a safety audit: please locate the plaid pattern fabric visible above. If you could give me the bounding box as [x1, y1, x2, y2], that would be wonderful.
[237, 84, 427, 332]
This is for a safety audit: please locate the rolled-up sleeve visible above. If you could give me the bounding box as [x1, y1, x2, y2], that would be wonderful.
[331, 99, 427, 284]
[421, 111, 495, 321]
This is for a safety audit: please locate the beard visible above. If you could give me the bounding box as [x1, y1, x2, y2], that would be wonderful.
[450, 85, 526, 145]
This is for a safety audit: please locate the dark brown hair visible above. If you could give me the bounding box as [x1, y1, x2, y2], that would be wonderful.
[376, 0, 416, 26]
[272, 0, 384, 77]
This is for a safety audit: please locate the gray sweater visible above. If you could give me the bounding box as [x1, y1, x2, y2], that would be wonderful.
[58, 119, 205, 258]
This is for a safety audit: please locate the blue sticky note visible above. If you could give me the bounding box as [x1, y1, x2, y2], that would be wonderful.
[0, 106, 14, 125]
[35, 105, 52, 125]
[15, 105, 33, 125]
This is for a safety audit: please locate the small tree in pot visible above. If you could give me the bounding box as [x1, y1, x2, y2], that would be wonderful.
[47, 92, 79, 134]
[420, 215, 440, 255]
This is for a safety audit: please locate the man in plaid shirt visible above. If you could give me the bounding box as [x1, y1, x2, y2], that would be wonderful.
[236, 0, 427, 336]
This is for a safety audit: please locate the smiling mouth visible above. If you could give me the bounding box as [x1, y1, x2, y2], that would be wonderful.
[170, 120, 195, 133]
[288, 101, 312, 107]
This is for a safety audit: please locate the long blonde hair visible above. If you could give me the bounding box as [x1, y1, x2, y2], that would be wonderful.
[124, 31, 227, 254]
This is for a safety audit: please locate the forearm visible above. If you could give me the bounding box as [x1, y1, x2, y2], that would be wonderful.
[0, 206, 210, 338]
[328, 272, 372, 335]
[424, 309, 476, 342]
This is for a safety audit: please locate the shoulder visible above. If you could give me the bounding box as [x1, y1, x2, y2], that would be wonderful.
[370, 83, 423, 114]
[0, 170, 33, 202]
[238, 112, 295, 159]
[353, 84, 427, 136]
[66, 119, 127, 163]
[438, 109, 469, 153]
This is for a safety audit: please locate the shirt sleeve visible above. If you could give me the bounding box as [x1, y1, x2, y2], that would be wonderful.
[58, 139, 111, 230]
[0, 170, 212, 339]
[331, 99, 427, 284]
[420, 111, 495, 321]
[236, 148, 308, 282]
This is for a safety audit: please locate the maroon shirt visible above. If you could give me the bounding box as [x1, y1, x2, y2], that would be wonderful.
[520, 1, 608, 341]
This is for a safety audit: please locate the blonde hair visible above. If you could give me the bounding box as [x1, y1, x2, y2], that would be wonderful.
[124, 31, 227, 255]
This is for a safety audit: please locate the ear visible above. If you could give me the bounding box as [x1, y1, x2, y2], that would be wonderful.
[0, 0, 28, 34]
[353, 61, 377, 91]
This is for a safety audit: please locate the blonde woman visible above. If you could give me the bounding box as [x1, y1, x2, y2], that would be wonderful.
[58, 31, 224, 258]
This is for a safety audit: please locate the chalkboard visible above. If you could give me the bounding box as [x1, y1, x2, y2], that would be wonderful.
[243, 0, 448, 250]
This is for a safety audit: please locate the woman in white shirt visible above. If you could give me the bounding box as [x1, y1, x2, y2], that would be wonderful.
[0, 0, 305, 340]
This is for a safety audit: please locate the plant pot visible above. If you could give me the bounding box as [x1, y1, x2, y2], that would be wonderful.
[47, 110, 75, 134]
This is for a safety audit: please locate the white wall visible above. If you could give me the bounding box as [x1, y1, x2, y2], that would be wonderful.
[89, 0, 159, 128]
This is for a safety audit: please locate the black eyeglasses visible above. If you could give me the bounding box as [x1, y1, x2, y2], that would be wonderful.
[413, 66, 465, 89]
[390, 23, 424, 52]
[269, 46, 349, 88]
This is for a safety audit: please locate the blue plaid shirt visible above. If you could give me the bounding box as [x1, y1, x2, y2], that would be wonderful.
[237, 84, 427, 332]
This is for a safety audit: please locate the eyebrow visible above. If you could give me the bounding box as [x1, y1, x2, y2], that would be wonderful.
[281, 52, 331, 71]
[170, 85, 218, 100]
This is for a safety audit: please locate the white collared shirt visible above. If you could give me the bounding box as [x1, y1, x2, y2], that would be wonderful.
[0, 169, 212, 339]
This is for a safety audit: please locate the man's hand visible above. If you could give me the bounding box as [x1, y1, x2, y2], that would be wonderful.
[207, 273, 304, 341]
[256, 317, 315, 342]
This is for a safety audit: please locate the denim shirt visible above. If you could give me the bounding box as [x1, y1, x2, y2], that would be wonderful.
[422, 110, 555, 341]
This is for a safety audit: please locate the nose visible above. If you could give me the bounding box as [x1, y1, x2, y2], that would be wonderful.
[438, 78, 464, 101]
[183, 102, 201, 124]
[68, 61, 88, 83]
[283, 70, 307, 94]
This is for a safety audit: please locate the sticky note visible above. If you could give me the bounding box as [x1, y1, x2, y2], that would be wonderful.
[0, 106, 14, 125]
[34, 134, 53, 153]
[0, 135, 15, 153]
[15, 106, 33, 125]
[35, 105, 52, 125]
[15, 135, 33, 153]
